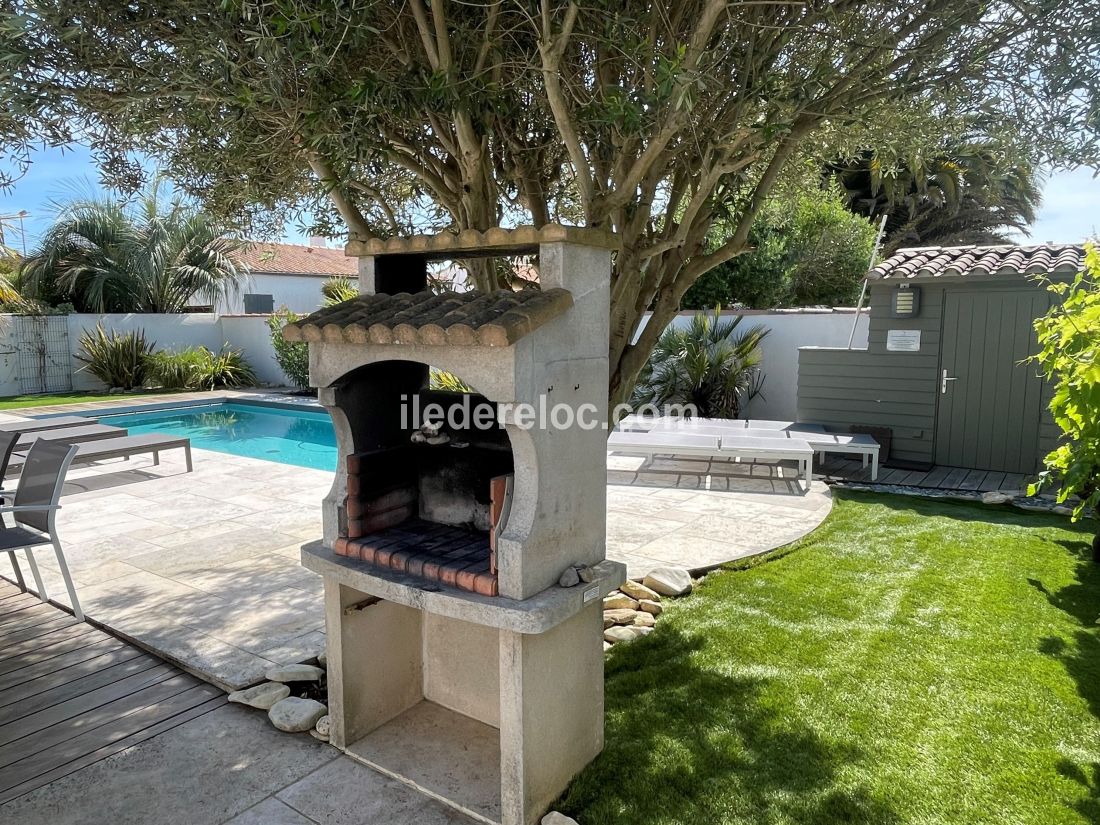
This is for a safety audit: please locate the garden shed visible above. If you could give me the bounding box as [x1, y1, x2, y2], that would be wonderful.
[797, 243, 1086, 474]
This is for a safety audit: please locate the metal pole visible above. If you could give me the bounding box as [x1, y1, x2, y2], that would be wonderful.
[847, 214, 888, 350]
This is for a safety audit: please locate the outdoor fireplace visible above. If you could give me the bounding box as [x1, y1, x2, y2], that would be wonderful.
[285, 226, 625, 825]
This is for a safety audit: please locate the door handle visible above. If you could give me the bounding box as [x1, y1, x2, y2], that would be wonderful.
[942, 369, 958, 393]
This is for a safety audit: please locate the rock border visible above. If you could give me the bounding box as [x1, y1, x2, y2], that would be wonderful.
[602, 566, 693, 650]
[831, 480, 1076, 516]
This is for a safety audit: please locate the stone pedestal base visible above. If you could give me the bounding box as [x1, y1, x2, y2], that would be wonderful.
[311, 543, 621, 825]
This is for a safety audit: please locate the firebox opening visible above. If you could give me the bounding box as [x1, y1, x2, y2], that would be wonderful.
[333, 361, 515, 596]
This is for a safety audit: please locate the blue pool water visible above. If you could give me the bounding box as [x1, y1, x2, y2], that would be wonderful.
[95, 402, 338, 471]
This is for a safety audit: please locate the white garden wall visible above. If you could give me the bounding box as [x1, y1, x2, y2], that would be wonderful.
[0, 312, 288, 395]
[664, 308, 869, 421]
[0, 307, 867, 416]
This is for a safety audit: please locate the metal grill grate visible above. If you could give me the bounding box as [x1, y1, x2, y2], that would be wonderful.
[12, 315, 72, 394]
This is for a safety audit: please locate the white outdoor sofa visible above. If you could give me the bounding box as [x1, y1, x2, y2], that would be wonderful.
[612, 415, 881, 480]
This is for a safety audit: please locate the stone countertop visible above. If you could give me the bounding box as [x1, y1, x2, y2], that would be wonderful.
[301, 541, 625, 634]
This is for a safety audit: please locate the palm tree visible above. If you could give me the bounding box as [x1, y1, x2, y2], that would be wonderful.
[632, 310, 769, 419]
[827, 143, 1042, 254]
[19, 180, 247, 312]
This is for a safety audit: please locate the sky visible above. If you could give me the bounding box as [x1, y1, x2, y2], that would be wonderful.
[1, 143, 1097, 253]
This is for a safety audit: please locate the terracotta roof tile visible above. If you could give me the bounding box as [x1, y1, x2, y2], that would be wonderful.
[237, 242, 357, 277]
[282, 288, 573, 347]
[871, 243, 1086, 280]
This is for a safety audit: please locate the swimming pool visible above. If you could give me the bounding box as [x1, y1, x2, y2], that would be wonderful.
[92, 402, 338, 471]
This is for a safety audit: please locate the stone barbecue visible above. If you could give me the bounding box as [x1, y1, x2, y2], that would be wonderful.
[286, 225, 626, 825]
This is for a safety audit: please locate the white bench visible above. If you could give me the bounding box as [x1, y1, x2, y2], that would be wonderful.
[614, 416, 880, 480]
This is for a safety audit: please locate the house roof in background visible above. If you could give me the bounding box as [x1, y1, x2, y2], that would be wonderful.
[237, 242, 357, 278]
[870, 243, 1086, 280]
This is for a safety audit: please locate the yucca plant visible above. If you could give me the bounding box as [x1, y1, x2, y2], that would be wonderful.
[321, 276, 358, 306]
[632, 309, 768, 419]
[74, 324, 153, 389]
[198, 346, 257, 389]
[430, 368, 474, 393]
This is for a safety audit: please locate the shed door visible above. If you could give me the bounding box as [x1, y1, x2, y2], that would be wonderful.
[935, 289, 1050, 473]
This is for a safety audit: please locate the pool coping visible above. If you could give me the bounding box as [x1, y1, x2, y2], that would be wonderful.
[0, 388, 323, 421]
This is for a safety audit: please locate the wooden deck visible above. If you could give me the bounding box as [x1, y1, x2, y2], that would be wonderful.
[818, 456, 1033, 492]
[0, 580, 225, 805]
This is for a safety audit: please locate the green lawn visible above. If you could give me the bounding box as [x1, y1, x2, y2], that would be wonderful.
[0, 390, 178, 410]
[561, 492, 1100, 825]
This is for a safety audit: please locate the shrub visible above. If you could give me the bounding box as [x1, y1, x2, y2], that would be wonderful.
[74, 324, 153, 389]
[1029, 243, 1100, 558]
[145, 346, 257, 390]
[267, 308, 310, 389]
[144, 348, 209, 389]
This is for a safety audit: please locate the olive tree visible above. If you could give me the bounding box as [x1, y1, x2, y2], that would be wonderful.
[2, 0, 1096, 405]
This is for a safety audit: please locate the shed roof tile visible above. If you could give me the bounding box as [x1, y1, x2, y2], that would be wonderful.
[871, 243, 1086, 280]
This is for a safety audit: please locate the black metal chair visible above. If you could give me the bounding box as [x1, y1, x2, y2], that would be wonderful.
[0, 440, 83, 620]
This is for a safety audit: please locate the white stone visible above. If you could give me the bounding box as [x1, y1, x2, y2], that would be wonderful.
[643, 566, 693, 597]
[558, 566, 580, 587]
[603, 593, 640, 610]
[620, 579, 661, 602]
[265, 664, 325, 683]
[227, 681, 290, 710]
[981, 491, 1013, 505]
[604, 625, 642, 643]
[268, 697, 328, 733]
[633, 612, 655, 628]
[542, 814, 580, 825]
[603, 608, 639, 626]
[314, 714, 331, 736]
[639, 599, 663, 616]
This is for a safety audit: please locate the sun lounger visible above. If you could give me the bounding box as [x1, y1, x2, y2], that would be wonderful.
[15, 424, 128, 448]
[0, 415, 98, 434]
[10, 434, 193, 473]
[607, 430, 812, 491]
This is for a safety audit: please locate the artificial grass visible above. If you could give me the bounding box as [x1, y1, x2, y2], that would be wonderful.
[0, 390, 177, 410]
[560, 491, 1100, 825]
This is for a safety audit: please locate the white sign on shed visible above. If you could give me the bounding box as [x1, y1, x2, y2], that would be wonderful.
[886, 329, 921, 352]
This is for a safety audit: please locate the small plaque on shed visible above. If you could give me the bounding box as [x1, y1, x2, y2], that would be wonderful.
[886, 329, 921, 352]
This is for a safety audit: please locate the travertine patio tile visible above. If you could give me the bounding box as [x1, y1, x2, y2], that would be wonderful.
[632, 533, 756, 570]
[255, 630, 327, 667]
[125, 528, 301, 579]
[0, 431, 832, 689]
[76, 569, 212, 614]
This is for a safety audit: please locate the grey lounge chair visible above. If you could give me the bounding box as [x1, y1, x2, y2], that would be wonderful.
[0, 440, 82, 621]
[14, 423, 128, 449]
[10, 433, 194, 474]
[0, 415, 97, 434]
